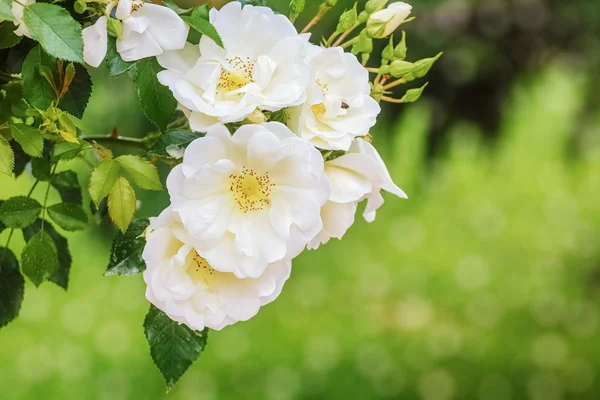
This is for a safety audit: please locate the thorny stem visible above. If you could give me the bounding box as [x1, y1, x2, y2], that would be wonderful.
[300, 4, 331, 34]
[332, 25, 358, 48]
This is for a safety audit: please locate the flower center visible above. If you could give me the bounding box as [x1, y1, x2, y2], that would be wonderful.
[311, 102, 326, 116]
[229, 167, 274, 212]
[131, 0, 144, 12]
[218, 57, 255, 92]
[188, 251, 217, 285]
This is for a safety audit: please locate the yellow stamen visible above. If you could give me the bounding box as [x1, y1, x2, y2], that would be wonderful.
[229, 166, 274, 212]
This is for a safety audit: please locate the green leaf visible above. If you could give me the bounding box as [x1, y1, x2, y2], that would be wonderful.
[11, 141, 29, 177]
[0, 136, 14, 176]
[51, 141, 82, 161]
[0, 22, 22, 49]
[0, 247, 25, 328]
[23, 3, 84, 63]
[0, 201, 5, 234]
[57, 63, 92, 118]
[23, 220, 71, 290]
[89, 159, 120, 205]
[52, 170, 82, 205]
[107, 176, 136, 233]
[10, 124, 43, 157]
[31, 157, 51, 181]
[21, 230, 59, 286]
[0, 196, 42, 228]
[47, 203, 88, 231]
[181, 7, 223, 48]
[147, 130, 204, 159]
[135, 58, 177, 132]
[400, 82, 429, 104]
[105, 218, 149, 276]
[162, 0, 193, 15]
[116, 155, 162, 190]
[144, 305, 209, 391]
[21, 46, 55, 110]
[105, 38, 134, 77]
[0, 0, 13, 21]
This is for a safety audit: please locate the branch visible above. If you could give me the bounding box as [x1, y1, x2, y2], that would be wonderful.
[300, 4, 331, 34]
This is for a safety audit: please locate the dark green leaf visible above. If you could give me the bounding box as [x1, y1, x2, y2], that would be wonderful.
[51, 141, 82, 161]
[21, 46, 55, 110]
[135, 58, 177, 132]
[0, 22, 22, 49]
[105, 38, 134, 77]
[11, 140, 29, 177]
[0, 247, 25, 328]
[116, 155, 162, 190]
[31, 157, 51, 181]
[0, 196, 42, 228]
[23, 220, 71, 290]
[52, 170, 82, 205]
[89, 159, 120, 205]
[105, 218, 149, 276]
[58, 63, 92, 118]
[181, 7, 223, 48]
[147, 130, 204, 159]
[0, 201, 5, 233]
[0, 136, 14, 176]
[47, 202, 88, 231]
[10, 124, 43, 157]
[0, 0, 13, 21]
[21, 230, 58, 286]
[144, 305, 209, 391]
[23, 3, 84, 63]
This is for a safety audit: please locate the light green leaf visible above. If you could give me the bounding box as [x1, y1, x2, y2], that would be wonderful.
[47, 203, 88, 231]
[0, 247, 24, 328]
[51, 141, 82, 161]
[116, 155, 162, 191]
[89, 159, 120, 205]
[144, 305, 209, 391]
[0, 136, 14, 176]
[0, 0, 13, 21]
[10, 124, 43, 157]
[23, 3, 84, 63]
[0, 22, 22, 49]
[147, 130, 204, 159]
[108, 176, 136, 233]
[105, 218, 149, 276]
[21, 230, 59, 287]
[0, 196, 42, 228]
[181, 6, 223, 48]
[135, 58, 177, 132]
[400, 82, 429, 104]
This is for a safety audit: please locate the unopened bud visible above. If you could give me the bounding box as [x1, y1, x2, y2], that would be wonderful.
[106, 18, 123, 40]
[246, 109, 267, 124]
[351, 29, 373, 56]
[336, 4, 358, 33]
[74, 0, 87, 14]
[382, 36, 394, 61]
[325, 0, 338, 7]
[389, 59, 414, 77]
[365, 0, 388, 14]
[394, 31, 407, 59]
[410, 52, 443, 78]
[357, 10, 369, 24]
[399, 82, 428, 103]
[289, 0, 305, 23]
[366, 2, 412, 38]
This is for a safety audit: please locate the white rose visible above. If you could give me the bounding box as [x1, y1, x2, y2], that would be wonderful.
[143, 208, 291, 331]
[309, 138, 407, 249]
[82, 0, 189, 67]
[366, 2, 412, 38]
[287, 45, 380, 151]
[156, 2, 310, 132]
[166, 122, 331, 278]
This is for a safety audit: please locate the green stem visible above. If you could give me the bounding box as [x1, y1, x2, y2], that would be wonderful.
[340, 37, 359, 49]
[300, 3, 331, 34]
[41, 163, 58, 232]
[80, 134, 150, 150]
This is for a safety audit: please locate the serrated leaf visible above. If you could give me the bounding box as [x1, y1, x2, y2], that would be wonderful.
[23, 3, 84, 63]
[11, 141, 29, 177]
[105, 218, 149, 276]
[105, 37, 134, 77]
[0, 247, 25, 328]
[144, 305, 209, 391]
[0, 0, 13, 21]
[0, 136, 14, 176]
[52, 170, 82, 205]
[108, 176, 136, 233]
[89, 159, 120, 205]
[31, 157, 51, 181]
[0, 196, 42, 228]
[181, 7, 223, 48]
[57, 63, 92, 118]
[147, 130, 204, 159]
[116, 155, 162, 190]
[21, 46, 56, 110]
[0, 201, 5, 234]
[47, 203, 88, 231]
[21, 230, 58, 286]
[0, 22, 22, 49]
[51, 141, 82, 161]
[162, 0, 193, 15]
[135, 58, 177, 132]
[23, 220, 71, 290]
[10, 124, 43, 157]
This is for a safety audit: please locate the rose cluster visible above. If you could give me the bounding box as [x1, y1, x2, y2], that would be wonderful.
[82, 1, 409, 331]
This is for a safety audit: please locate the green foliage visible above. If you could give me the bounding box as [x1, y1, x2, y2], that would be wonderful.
[0, 136, 14, 176]
[144, 305, 209, 391]
[20, 230, 58, 287]
[105, 39, 134, 77]
[52, 170, 82, 205]
[181, 6, 224, 48]
[134, 58, 177, 132]
[89, 159, 120, 205]
[0, 23, 21, 49]
[0, 248, 24, 328]
[30, 157, 51, 181]
[0, 196, 42, 228]
[107, 176, 136, 233]
[51, 141, 82, 162]
[0, 0, 13, 21]
[147, 130, 204, 159]
[47, 203, 88, 231]
[9, 124, 43, 157]
[162, 0, 193, 15]
[23, 3, 84, 63]
[116, 155, 162, 191]
[105, 218, 149, 276]
[21, 46, 56, 110]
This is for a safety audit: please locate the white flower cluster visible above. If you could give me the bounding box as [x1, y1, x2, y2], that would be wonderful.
[140, 2, 408, 331]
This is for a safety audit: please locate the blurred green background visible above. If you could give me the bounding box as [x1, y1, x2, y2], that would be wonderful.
[2, 0, 600, 399]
